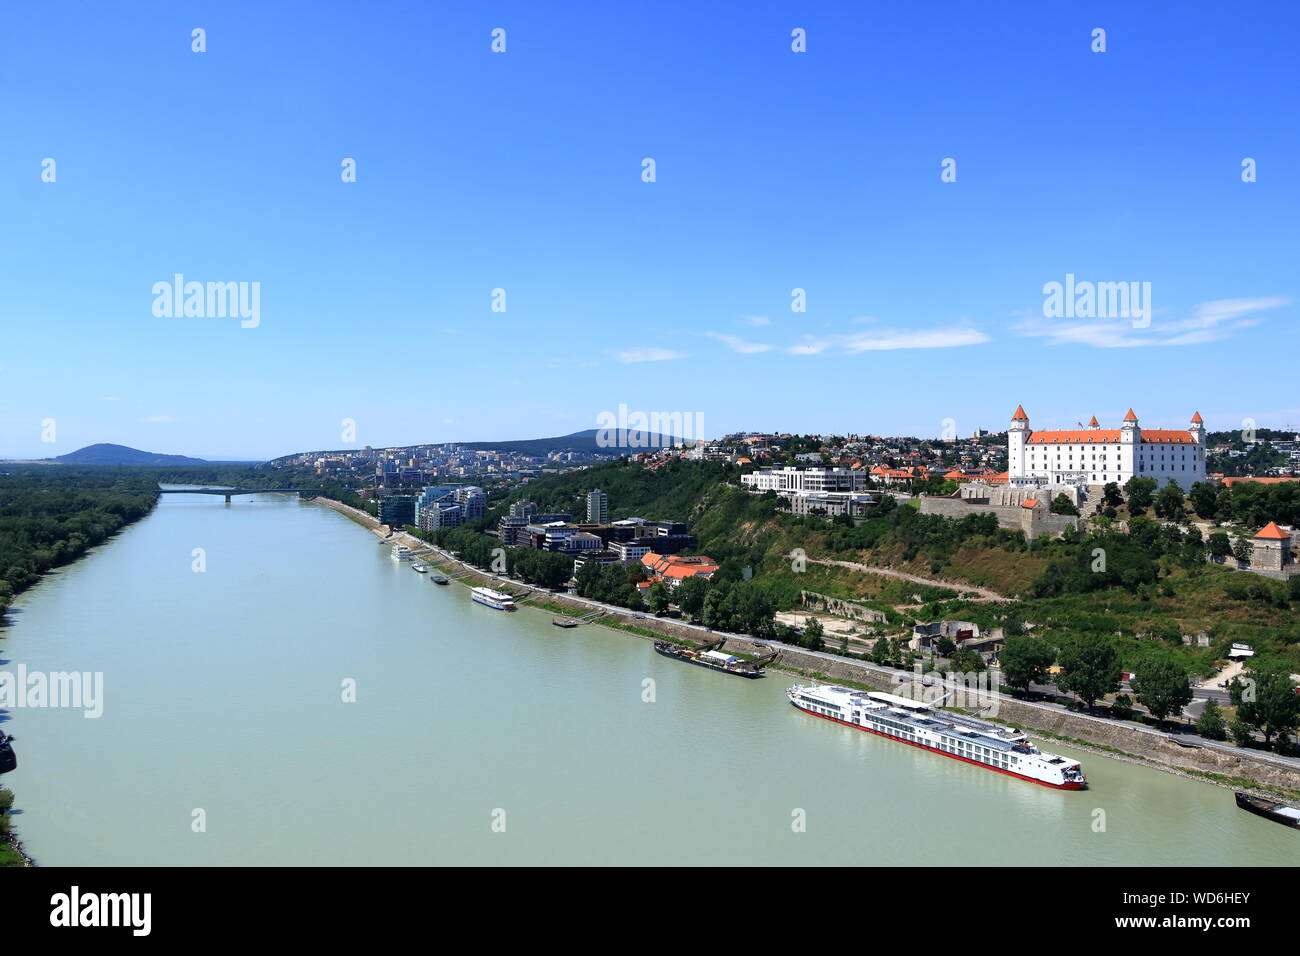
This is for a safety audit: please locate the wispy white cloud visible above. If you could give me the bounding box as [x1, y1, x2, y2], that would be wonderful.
[787, 326, 990, 355]
[617, 347, 689, 364]
[742, 315, 771, 327]
[1016, 296, 1289, 348]
[142, 414, 177, 423]
[706, 332, 773, 354]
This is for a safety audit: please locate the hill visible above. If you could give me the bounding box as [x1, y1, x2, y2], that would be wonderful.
[50, 444, 211, 466]
[460, 428, 682, 457]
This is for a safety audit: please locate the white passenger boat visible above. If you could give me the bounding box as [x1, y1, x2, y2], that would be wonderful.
[391, 545, 412, 561]
[787, 683, 1086, 790]
[470, 586, 516, 611]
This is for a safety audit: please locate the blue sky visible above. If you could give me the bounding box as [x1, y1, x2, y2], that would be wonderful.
[2, 1, 1297, 459]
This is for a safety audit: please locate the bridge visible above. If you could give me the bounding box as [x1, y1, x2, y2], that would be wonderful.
[158, 487, 318, 504]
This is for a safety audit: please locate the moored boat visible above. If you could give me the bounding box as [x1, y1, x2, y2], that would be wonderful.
[471, 586, 516, 611]
[430, 572, 450, 585]
[411, 563, 427, 573]
[653, 638, 778, 679]
[390, 545, 412, 561]
[1235, 792, 1300, 829]
[0, 732, 16, 775]
[788, 683, 1087, 790]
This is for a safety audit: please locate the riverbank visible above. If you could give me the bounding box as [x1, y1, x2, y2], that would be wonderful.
[308, 496, 1300, 800]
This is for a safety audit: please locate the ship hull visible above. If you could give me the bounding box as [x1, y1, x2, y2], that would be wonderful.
[791, 700, 1085, 790]
[471, 595, 515, 611]
[653, 644, 765, 678]
[1235, 792, 1300, 829]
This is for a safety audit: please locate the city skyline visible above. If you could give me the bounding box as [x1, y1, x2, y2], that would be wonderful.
[3, 2, 1298, 459]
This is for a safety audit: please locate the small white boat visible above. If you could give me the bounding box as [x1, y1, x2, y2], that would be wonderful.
[391, 545, 412, 561]
[411, 563, 427, 573]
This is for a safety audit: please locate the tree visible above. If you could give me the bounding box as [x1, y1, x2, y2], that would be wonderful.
[1102, 482, 1124, 509]
[801, 617, 825, 652]
[1207, 531, 1231, 559]
[1153, 483, 1186, 522]
[1230, 668, 1300, 750]
[1131, 657, 1193, 725]
[1189, 482, 1219, 520]
[1111, 694, 1134, 719]
[1229, 719, 1254, 746]
[999, 635, 1055, 694]
[870, 637, 890, 664]
[1050, 493, 1079, 516]
[1124, 476, 1157, 515]
[1231, 534, 1253, 565]
[1056, 634, 1122, 711]
[935, 635, 956, 657]
[674, 575, 709, 620]
[647, 581, 671, 615]
[1196, 698, 1228, 740]
[950, 647, 987, 674]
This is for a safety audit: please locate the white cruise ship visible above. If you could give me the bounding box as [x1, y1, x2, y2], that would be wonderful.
[788, 683, 1086, 790]
[470, 586, 516, 611]
[390, 545, 412, 561]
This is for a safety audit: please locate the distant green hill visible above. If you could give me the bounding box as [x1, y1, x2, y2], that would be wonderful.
[51, 443, 211, 466]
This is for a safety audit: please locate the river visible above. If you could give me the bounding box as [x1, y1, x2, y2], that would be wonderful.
[0, 492, 1293, 865]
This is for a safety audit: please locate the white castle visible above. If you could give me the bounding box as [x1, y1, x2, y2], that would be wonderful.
[1007, 406, 1206, 490]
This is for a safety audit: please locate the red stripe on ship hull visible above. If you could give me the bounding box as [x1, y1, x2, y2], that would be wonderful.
[792, 702, 1085, 790]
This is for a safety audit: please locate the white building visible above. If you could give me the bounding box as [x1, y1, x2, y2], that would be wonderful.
[740, 466, 868, 494]
[1007, 406, 1205, 489]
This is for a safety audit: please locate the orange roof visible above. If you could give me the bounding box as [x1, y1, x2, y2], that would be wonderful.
[1011, 405, 1029, 421]
[1138, 429, 1195, 443]
[640, 552, 719, 580]
[1029, 430, 1122, 444]
[1088, 415, 1100, 427]
[1221, 476, 1300, 487]
[1021, 499, 1039, 508]
[1254, 522, 1290, 540]
[986, 471, 1009, 484]
[1027, 428, 1193, 444]
[1124, 408, 1138, 422]
[1190, 411, 1204, 423]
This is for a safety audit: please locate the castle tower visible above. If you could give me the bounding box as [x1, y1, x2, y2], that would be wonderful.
[1251, 522, 1291, 571]
[1008, 405, 1030, 481]
[1088, 415, 1100, 430]
[1189, 411, 1206, 446]
[1119, 409, 1140, 481]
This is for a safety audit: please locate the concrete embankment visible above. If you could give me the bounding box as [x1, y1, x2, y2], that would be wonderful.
[310, 497, 1300, 797]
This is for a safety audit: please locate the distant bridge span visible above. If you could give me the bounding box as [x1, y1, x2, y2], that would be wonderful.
[158, 487, 318, 504]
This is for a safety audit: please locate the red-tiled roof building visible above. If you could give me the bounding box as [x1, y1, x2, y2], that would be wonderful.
[1007, 407, 1206, 489]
